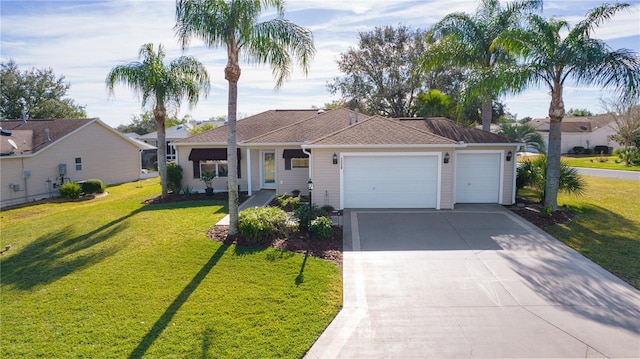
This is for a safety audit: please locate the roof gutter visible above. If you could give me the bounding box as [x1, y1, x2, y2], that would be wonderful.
[302, 143, 465, 149]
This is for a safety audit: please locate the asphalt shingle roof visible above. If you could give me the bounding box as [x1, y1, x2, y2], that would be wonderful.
[0, 118, 94, 155]
[173, 109, 320, 144]
[310, 116, 457, 145]
[397, 117, 520, 144]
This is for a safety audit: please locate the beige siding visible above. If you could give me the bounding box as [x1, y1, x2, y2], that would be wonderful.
[274, 147, 310, 195]
[1, 122, 141, 208]
[440, 153, 455, 209]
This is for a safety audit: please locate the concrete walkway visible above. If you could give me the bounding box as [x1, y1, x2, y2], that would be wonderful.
[305, 205, 640, 358]
[215, 190, 275, 226]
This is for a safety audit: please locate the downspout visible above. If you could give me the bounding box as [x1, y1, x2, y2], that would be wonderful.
[302, 144, 312, 192]
[246, 148, 252, 196]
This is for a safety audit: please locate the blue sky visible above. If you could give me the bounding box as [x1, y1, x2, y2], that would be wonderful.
[2, 0, 639, 127]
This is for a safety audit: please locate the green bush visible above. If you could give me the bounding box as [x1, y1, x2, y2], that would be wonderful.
[616, 148, 639, 166]
[59, 182, 81, 199]
[166, 162, 183, 193]
[275, 194, 302, 210]
[311, 216, 333, 239]
[239, 206, 288, 243]
[294, 203, 328, 230]
[516, 155, 586, 202]
[80, 179, 105, 194]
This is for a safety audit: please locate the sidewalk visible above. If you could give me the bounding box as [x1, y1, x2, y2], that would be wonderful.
[215, 190, 276, 225]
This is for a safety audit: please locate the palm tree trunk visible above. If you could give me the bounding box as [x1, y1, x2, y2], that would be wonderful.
[226, 58, 241, 235]
[481, 100, 492, 132]
[155, 105, 168, 198]
[543, 85, 564, 211]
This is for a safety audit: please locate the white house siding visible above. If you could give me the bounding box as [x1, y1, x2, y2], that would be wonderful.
[0, 122, 141, 208]
[539, 128, 621, 154]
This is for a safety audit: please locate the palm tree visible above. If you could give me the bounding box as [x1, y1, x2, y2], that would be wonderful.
[423, 0, 542, 132]
[517, 155, 585, 202]
[497, 122, 546, 154]
[497, 3, 640, 211]
[175, 0, 315, 235]
[106, 43, 210, 198]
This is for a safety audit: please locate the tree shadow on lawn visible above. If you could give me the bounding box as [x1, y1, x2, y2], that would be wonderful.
[504, 203, 640, 335]
[128, 244, 230, 359]
[1, 200, 227, 291]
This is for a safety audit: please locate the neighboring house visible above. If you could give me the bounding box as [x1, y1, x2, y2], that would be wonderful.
[0, 118, 152, 208]
[173, 108, 520, 210]
[138, 123, 194, 162]
[530, 115, 621, 154]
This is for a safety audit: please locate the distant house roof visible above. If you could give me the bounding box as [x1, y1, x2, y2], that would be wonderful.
[0, 118, 151, 156]
[529, 115, 615, 133]
[139, 123, 194, 141]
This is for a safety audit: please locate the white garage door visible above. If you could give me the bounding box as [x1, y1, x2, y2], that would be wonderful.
[343, 155, 439, 208]
[456, 153, 501, 203]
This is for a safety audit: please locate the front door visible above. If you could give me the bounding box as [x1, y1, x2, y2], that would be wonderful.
[261, 150, 276, 189]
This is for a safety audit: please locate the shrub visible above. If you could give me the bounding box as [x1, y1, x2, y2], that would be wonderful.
[166, 162, 183, 194]
[180, 185, 194, 195]
[275, 193, 301, 210]
[572, 146, 585, 154]
[59, 181, 81, 199]
[516, 155, 586, 202]
[80, 179, 105, 194]
[321, 205, 335, 214]
[239, 206, 288, 243]
[311, 216, 333, 239]
[294, 203, 328, 230]
[617, 148, 639, 166]
[291, 189, 301, 197]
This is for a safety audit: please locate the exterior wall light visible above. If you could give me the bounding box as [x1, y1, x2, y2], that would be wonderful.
[332, 153, 338, 165]
[506, 151, 513, 161]
[444, 152, 450, 164]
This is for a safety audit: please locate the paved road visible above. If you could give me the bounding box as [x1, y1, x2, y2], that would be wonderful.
[573, 167, 640, 180]
[305, 205, 640, 359]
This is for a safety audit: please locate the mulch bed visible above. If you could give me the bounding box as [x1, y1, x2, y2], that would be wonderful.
[208, 225, 343, 267]
[143, 192, 249, 205]
[505, 197, 575, 228]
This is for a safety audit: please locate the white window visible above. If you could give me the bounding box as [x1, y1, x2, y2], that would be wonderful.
[291, 158, 309, 168]
[200, 160, 228, 178]
[75, 157, 82, 171]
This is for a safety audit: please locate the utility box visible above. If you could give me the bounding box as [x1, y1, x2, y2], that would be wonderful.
[58, 163, 67, 176]
[23, 170, 31, 179]
[9, 183, 20, 191]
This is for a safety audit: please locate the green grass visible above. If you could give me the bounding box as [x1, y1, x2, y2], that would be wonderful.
[544, 176, 640, 289]
[561, 155, 640, 171]
[1, 179, 342, 358]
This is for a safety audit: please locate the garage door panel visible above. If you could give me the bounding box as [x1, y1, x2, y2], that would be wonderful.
[343, 155, 438, 208]
[456, 153, 500, 203]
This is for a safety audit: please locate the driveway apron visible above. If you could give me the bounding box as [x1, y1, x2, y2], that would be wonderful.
[305, 205, 640, 359]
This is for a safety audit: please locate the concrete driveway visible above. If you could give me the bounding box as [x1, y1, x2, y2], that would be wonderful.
[305, 205, 640, 359]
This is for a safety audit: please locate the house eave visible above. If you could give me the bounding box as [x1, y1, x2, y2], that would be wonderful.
[302, 143, 465, 149]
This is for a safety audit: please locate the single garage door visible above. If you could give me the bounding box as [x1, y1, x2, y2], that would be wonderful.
[343, 155, 439, 208]
[456, 152, 501, 203]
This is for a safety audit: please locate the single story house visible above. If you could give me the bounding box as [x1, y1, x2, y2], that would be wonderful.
[530, 115, 621, 154]
[0, 118, 153, 208]
[172, 108, 520, 210]
[138, 123, 194, 162]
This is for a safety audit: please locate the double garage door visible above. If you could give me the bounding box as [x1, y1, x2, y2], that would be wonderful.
[342, 154, 439, 208]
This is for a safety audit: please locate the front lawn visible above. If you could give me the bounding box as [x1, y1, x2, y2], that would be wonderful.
[0, 179, 342, 358]
[539, 176, 639, 289]
[561, 155, 640, 171]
